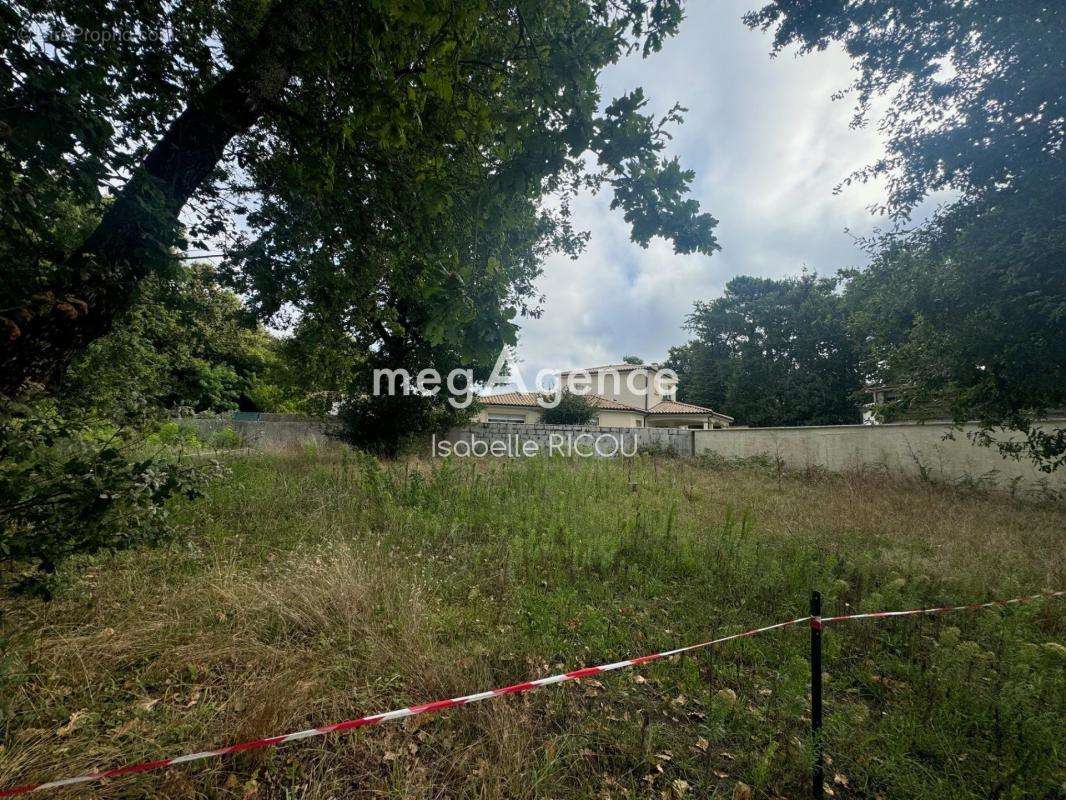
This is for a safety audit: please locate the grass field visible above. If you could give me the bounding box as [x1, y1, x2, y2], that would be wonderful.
[1, 449, 1063, 799]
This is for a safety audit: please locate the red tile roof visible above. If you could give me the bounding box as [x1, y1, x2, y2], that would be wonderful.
[648, 400, 734, 420]
[478, 392, 643, 412]
[557, 363, 659, 375]
[585, 394, 644, 411]
[479, 392, 732, 420]
[477, 391, 540, 407]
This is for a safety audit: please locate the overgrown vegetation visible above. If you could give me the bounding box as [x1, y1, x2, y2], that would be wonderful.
[61, 264, 308, 417]
[336, 394, 477, 458]
[0, 403, 222, 594]
[1, 451, 1061, 799]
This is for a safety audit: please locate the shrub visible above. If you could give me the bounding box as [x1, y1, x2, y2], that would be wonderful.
[151, 420, 203, 447]
[0, 401, 222, 592]
[540, 391, 596, 426]
[337, 393, 477, 457]
[208, 427, 243, 449]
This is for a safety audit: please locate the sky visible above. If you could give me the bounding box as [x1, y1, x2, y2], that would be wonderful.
[505, 0, 939, 389]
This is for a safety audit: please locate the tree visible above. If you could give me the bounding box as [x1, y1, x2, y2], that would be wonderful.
[668, 274, 861, 427]
[1, 1, 719, 397]
[665, 339, 730, 419]
[744, 0, 1065, 217]
[747, 0, 1066, 467]
[621, 355, 644, 365]
[60, 264, 292, 415]
[842, 174, 1066, 470]
[540, 391, 596, 426]
[334, 301, 490, 455]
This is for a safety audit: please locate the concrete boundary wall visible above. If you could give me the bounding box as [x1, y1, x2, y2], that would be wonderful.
[694, 421, 1065, 493]
[179, 417, 696, 456]
[445, 423, 695, 457]
[181, 415, 340, 449]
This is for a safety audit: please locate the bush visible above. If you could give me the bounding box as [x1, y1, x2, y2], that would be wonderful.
[337, 393, 477, 457]
[540, 391, 596, 426]
[0, 402, 223, 593]
[207, 427, 243, 449]
[150, 420, 203, 447]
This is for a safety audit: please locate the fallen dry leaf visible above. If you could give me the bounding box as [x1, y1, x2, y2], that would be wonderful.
[109, 718, 139, 737]
[56, 710, 87, 737]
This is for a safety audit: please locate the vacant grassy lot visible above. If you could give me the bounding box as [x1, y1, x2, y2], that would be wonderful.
[1, 450, 1063, 799]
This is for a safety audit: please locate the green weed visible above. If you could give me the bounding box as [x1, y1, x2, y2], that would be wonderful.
[0, 451, 1062, 799]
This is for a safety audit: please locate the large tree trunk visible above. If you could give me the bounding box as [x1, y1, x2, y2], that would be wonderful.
[0, 2, 312, 398]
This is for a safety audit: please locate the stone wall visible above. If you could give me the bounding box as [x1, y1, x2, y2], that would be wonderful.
[694, 420, 1065, 493]
[177, 414, 1064, 494]
[442, 423, 695, 457]
[181, 414, 340, 449]
[179, 417, 696, 457]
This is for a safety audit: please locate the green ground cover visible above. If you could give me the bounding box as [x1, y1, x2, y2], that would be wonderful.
[1, 450, 1062, 798]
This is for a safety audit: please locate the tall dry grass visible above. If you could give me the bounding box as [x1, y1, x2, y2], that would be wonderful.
[1, 449, 1062, 798]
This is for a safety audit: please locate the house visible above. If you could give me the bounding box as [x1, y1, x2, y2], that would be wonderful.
[474, 362, 733, 429]
[860, 384, 948, 424]
[861, 384, 902, 424]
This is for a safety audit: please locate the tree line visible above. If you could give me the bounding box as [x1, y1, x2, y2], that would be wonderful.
[669, 0, 1064, 471]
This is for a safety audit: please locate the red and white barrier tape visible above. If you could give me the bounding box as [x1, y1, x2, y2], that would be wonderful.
[1, 591, 1060, 797]
[819, 590, 1064, 625]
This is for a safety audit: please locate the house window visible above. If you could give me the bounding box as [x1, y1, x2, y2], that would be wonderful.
[635, 419, 643, 427]
[487, 413, 526, 424]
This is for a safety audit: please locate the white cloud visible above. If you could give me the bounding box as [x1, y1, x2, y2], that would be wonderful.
[508, 0, 943, 387]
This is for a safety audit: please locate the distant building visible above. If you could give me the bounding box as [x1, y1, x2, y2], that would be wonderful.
[861, 384, 950, 424]
[476, 362, 732, 429]
[861, 384, 903, 424]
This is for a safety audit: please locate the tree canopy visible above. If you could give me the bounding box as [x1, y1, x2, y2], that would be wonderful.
[61, 264, 295, 416]
[743, 0, 1066, 468]
[1, 0, 719, 398]
[541, 391, 597, 426]
[668, 274, 861, 428]
[745, 0, 1065, 217]
[841, 174, 1066, 470]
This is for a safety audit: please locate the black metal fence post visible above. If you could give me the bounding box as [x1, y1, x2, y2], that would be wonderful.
[811, 590, 824, 800]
